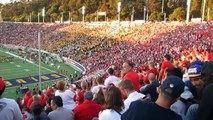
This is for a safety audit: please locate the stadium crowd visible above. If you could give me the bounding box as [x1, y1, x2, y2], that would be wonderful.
[0, 21, 213, 120]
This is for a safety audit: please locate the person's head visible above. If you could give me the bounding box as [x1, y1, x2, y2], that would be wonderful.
[104, 86, 124, 112]
[94, 88, 105, 105]
[46, 98, 52, 108]
[81, 80, 88, 90]
[148, 61, 155, 69]
[107, 68, 114, 75]
[122, 60, 135, 74]
[148, 73, 157, 83]
[33, 95, 40, 102]
[31, 102, 43, 120]
[96, 76, 103, 84]
[118, 80, 134, 96]
[158, 76, 185, 104]
[0, 77, 5, 97]
[84, 91, 93, 101]
[188, 64, 204, 90]
[165, 67, 183, 79]
[56, 80, 66, 91]
[201, 61, 213, 86]
[164, 54, 171, 61]
[51, 96, 63, 110]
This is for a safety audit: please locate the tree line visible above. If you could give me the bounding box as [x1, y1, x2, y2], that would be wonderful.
[0, 0, 212, 22]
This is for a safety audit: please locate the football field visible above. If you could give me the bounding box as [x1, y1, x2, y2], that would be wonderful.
[0, 47, 78, 98]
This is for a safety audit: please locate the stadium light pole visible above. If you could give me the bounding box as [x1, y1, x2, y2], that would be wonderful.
[161, 0, 164, 13]
[69, 12, 71, 23]
[42, 7, 45, 23]
[202, 0, 206, 23]
[38, 13, 40, 23]
[131, 7, 134, 23]
[118, 2, 121, 23]
[186, 0, 191, 23]
[0, 11, 2, 22]
[207, 7, 210, 21]
[144, 6, 146, 21]
[61, 12, 63, 23]
[30, 13, 32, 22]
[38, 32, 41, 91]
[82, 6, 85, 22]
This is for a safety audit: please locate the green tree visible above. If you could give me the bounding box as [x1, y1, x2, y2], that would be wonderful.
[169, 7, 186, 21]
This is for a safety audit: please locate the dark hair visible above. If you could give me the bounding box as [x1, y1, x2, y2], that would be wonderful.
[201, 61, 213, 86]
[118, 80, 134, 91]
[52, 96, 63, 107]
[46, 98, 52, 105]
[31, 102, 43, 120]
[96, 76, 103, 84]
[104, 86, 124, 112]
[0, 86, 5, 96]
[125, 60, 135, 68]
[108, 68, 114, 75]
[166, 67, 183, 79]
[164, 54, 171, 61]
[94, 88, 105, 105]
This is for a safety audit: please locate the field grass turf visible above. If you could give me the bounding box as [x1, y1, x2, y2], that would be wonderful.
[0, 47, 80, 99]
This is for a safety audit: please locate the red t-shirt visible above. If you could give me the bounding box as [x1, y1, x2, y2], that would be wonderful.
[123, 71, 140, 91]
[74, 101, 104, 120]
[161, 61, 174, 80]
[144, 68, 159, 82]
[77, 90, 86, 105]
[207, 52, 213, 60]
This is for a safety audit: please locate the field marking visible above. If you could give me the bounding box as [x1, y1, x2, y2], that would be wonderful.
[0, 49, 66, 80]
[16, 65, 21, 67]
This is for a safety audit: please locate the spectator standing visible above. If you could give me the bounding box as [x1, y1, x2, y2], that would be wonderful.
[122, 61, 140, 91]
[74, 91, 104, 120]
[121, 76, 184, 120]
[28, 102, 48, 120]
[104, 68, 121, 87]
[0, 77, 23, 120]
[48, 96, 74, 120]
[140, 73, 160, 102]
[91, 76, 106, 95]
[118, 80, 145, 111]
[159, 54, 174, 81]
[55, 80, 76, 110]
[99, 86, 124, 120]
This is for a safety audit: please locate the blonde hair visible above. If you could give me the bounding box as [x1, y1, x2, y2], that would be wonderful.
[57, 80, 66, 91]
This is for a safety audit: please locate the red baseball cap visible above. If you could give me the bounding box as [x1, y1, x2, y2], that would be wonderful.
[0, 77, 5, 91]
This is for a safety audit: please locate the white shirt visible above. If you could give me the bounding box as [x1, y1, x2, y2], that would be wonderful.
[55, 89, 76, 110]
[124, 91, 145, 112]
[99, 109, 124, 120]
[0, 98, 23, 120]
[104, 75, 121, 87]
[91, 84, 106, 94]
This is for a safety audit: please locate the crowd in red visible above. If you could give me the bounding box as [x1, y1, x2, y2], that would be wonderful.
[0, 21, 213, 120]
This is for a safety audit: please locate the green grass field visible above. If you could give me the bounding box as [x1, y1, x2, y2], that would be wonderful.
[0, 47, 80, 99]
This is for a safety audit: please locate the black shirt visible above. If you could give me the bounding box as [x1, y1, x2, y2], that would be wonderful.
[121, 100, 182, 120]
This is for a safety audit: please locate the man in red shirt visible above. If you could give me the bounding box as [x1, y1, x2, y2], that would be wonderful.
[122, 61, 140, 91]
[74, 91, 104, 120]
[144, 61, 159, 83]
[159, 54, 174, 81]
